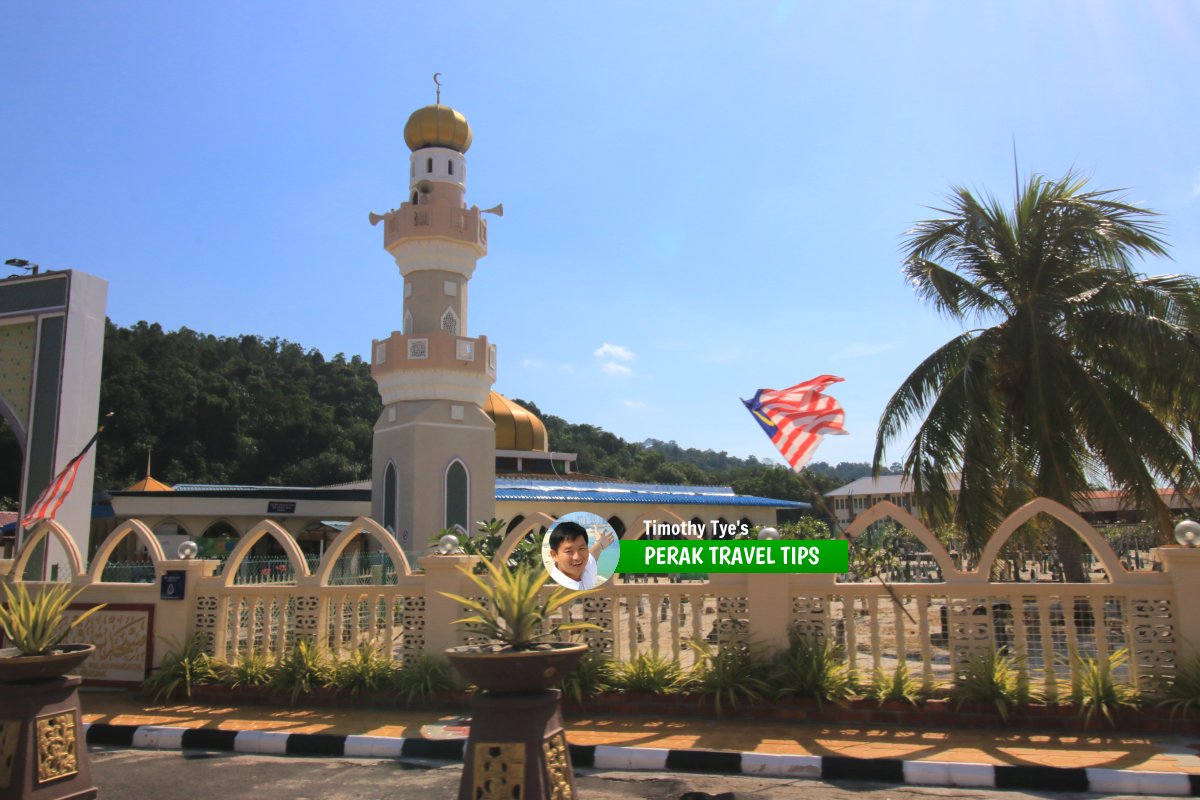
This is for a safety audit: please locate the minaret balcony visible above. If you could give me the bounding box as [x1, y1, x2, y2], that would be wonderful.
[384, 203, 487, 254]
[371, 331, 496, 380]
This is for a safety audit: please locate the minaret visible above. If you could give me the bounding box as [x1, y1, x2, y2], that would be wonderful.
[369, 97, 497, 555]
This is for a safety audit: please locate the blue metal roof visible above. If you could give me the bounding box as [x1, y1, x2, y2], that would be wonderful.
[114, 479, 806, 509]
[494, 478, 808, 508]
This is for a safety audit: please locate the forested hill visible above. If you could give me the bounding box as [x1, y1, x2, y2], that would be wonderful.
[0, 321, 893, 504]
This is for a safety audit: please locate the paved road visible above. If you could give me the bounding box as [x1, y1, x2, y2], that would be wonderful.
[89, 748, 1173, 799]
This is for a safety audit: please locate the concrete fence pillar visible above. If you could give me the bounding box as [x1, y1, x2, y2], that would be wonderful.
[147, 558, 220, 665]
[1158, 546, 1200, 661]
[744, 573, 792, 653]
[419, 555, 481, 653]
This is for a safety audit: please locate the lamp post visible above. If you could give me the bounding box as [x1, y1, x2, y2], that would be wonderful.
[4, 258, 40, 275]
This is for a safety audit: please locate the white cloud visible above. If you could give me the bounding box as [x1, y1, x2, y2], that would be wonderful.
[833, 341, 899, 359]
[558, 364, 575, 374]
[520, 358, 543, 369]
[1193, 171, 1200, 198]
[594, 342, 635, 362]
[623, 400, 647, 408]
[601, 362, 632, 376]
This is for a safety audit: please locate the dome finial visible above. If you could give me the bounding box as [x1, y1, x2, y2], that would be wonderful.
[433, 72, 442, 104]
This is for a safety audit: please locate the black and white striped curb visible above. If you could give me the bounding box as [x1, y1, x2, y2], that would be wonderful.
[83, 723, 1200, 796]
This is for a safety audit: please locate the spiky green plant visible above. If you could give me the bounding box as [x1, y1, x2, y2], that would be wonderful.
[1070, 647, 1139, 728]
[683, 637, 769, 714]
[1157, 656, 1200, 715]
[865, 661, 927, 706]
[954, 647, 1039, 720]
[272, 639, 333, 702]
[771, 634, 853, 704]
[559, 652, 615, 706]
[394, 653, 462, 705]
[611, 653, 684, 694]
[334, 641, 398, 694]
[141, 633, 223, 701]
[0, 581, 107, 656]
[226, 651, 275, 688]
[438, 560, 600, 650]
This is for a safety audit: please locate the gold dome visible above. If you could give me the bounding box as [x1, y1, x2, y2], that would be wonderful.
[485, 392, 548, 452]
[403, 104, 472, 153]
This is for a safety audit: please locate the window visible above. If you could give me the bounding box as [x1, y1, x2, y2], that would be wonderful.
[448, 160, 454, 175]
[403, 310, 412, 334]
[426, 157, 433, 173]
[441, 307, 459, 335]
[445, 460, 468, 532]
[383, 462, 397, 533]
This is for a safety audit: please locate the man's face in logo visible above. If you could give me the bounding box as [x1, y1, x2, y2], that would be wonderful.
[551, 533, 589, 580]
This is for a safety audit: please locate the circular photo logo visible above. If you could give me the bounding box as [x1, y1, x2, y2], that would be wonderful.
[542, 511, 620, 590]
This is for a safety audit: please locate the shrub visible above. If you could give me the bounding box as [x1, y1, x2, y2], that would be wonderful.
[1070, 647, 1139, 728]
[559, 652, 616, 706]
[865, 661, 927, 706]
[142, 634, 223, 702]
[771, 634, 853, 704]
[226, 651, 275, 688]
[394, 654, 461, 705]
[684, 637, 769, 714]
[334, 641, 398, 695]
[272, 639, 333, 702]
[1158, 656, 1200, 715]
[612, 653, 684, 694]
[954, 647, 1038, 720]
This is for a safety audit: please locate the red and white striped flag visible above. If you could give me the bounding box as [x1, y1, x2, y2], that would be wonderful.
[19, 426, 104, 528]
[743, 375, 848, 471]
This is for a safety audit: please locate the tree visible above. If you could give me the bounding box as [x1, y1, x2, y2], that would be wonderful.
[873, 172, 1200, 581]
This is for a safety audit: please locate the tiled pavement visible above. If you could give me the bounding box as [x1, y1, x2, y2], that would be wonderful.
[79, 690, 1200, 794]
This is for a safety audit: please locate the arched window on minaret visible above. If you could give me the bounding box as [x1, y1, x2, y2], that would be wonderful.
[445, 460, 468, 533]
[440, 307, 460, 336]
[404, 310, 413, 335]
[383, 461, 398, 533]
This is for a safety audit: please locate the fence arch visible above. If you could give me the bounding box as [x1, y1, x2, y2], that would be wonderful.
[494, 512, 556, 566]
[314, 517, 412, 584]
[11, 520, 84, 581]
[976, 497, 1127, 581]
[220, 520, 310, 587]
[625, 508, 686, 541]
[85, 520, 166, 583]
[843, 501, 959, 578]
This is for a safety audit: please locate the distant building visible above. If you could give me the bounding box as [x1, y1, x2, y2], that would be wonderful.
[825, 474, 1196, 528]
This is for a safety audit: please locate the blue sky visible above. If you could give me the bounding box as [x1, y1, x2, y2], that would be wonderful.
[3, 2, 1198, 469]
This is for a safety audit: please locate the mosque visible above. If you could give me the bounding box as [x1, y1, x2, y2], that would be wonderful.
[98, 97, 807, 561]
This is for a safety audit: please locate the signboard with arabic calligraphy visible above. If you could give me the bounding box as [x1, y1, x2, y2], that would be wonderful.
[63, 604, 155, 687]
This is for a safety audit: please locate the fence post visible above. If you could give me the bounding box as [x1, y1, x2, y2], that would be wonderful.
[419, 555, 481, 653]
[151, 557, 220, 666]
[744, 572, 792, 652]
[1158, 546, 1200, 660]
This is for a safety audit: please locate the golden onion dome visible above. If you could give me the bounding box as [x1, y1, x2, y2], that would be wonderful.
[403, 104, 473, 153]
[485, 392, 548, 452]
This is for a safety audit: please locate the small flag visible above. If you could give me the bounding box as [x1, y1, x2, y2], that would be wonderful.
[743, 375, 848, 472]
[19, 420, 107, 528]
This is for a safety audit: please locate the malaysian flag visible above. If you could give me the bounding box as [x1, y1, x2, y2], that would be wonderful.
[19, 421, 106, 528]
[743, 375, 848, 472]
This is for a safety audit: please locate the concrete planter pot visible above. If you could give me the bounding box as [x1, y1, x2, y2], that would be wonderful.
[0, 644, 95, 684]
[445, 642, 587, 695]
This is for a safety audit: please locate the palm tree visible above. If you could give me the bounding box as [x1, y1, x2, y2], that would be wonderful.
[873, 172, 1200, 581]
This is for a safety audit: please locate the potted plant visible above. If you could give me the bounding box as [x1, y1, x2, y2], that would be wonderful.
[439, 559, 600, 693]
[0, 580, 106, 800]
[0, 581, 106, 683]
